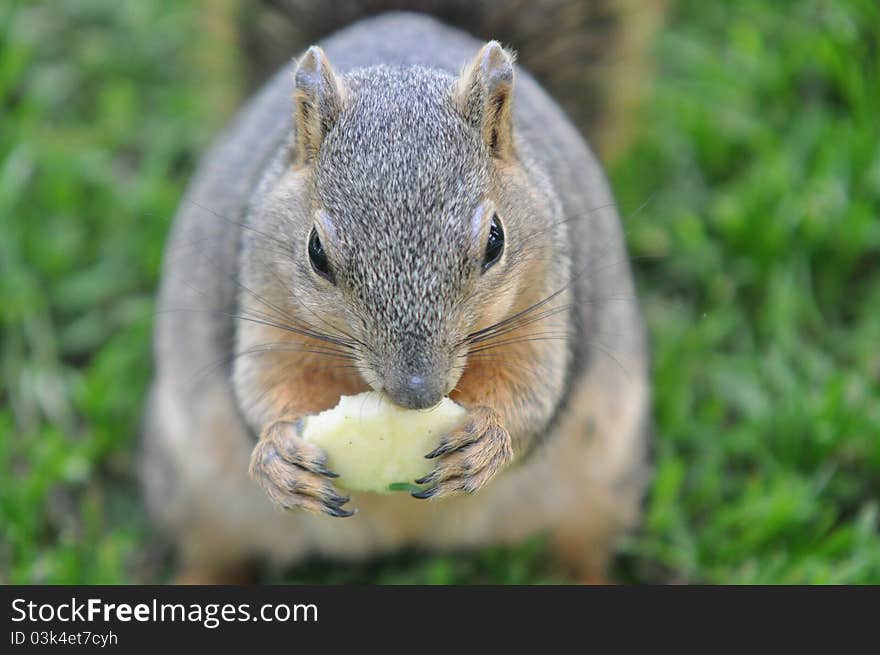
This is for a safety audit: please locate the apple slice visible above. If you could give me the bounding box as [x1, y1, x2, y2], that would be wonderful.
[301, 392, 466, 494]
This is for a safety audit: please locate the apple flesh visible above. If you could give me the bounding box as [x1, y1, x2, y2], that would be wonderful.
[301, 392, 466, 494]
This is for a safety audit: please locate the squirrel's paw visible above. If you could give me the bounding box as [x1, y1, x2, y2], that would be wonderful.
[412, 406, 513, 500]
[248, 419, 354, 518]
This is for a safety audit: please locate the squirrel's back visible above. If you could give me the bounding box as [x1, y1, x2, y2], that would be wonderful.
[233, 0, 665, 157]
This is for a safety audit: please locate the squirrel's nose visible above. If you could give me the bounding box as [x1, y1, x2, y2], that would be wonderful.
[387, 373, 445, 410]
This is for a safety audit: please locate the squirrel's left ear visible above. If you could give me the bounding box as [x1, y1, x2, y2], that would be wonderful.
[291, 46, 346, 164]
[455, 41, 516, 161]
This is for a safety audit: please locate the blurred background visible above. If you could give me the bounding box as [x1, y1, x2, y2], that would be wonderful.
[1, 0, 878, 583]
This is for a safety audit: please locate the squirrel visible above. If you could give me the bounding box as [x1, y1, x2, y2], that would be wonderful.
[140, 4, 655, 583]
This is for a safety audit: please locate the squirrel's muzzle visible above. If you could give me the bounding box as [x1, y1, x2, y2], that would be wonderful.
[384, 370, 447, 410]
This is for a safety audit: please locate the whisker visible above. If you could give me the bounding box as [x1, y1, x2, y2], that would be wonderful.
[236, 343, 358, 361]
[461, 287, 569, 345]
[186, 199, 293, 254]
[266, 266, 372, 352]
[585, 339, 632, 380]
[166, 232, 363, 352]
[183, 201, 373, 353]
[229, 272, 358, 346]
[184, 341, 359, 391]
[467, 334, 571, 355]
[159, 305, 359, 350]
[466, 304, 573, 345]
[519, 201, 618, 242]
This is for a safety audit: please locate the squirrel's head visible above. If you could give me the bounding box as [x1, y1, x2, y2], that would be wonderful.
[261, 43, 561, 410]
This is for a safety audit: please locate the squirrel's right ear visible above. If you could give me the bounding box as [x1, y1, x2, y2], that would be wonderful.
[291, 46, 346, 164]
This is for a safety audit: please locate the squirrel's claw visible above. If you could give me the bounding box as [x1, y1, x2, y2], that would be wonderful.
[411, 486, 438, 500]
[322, 504, 355, 518]
[413, 406, 513, 500]
[315, 464, 340, 479]
[249, 419, 354, 518]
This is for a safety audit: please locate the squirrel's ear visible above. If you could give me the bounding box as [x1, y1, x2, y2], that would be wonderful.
[455, 41, 516, 161]
[291, 46, 345, 164]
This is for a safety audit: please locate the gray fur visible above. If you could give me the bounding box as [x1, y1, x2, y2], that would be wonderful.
[316, 66, 486, 407]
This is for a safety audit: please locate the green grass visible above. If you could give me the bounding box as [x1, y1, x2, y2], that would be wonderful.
[2, 0, 878, 584]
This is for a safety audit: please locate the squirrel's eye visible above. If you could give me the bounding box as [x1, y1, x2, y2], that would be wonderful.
[308, 227, 334, 283]
[482, 214, 505, 272]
